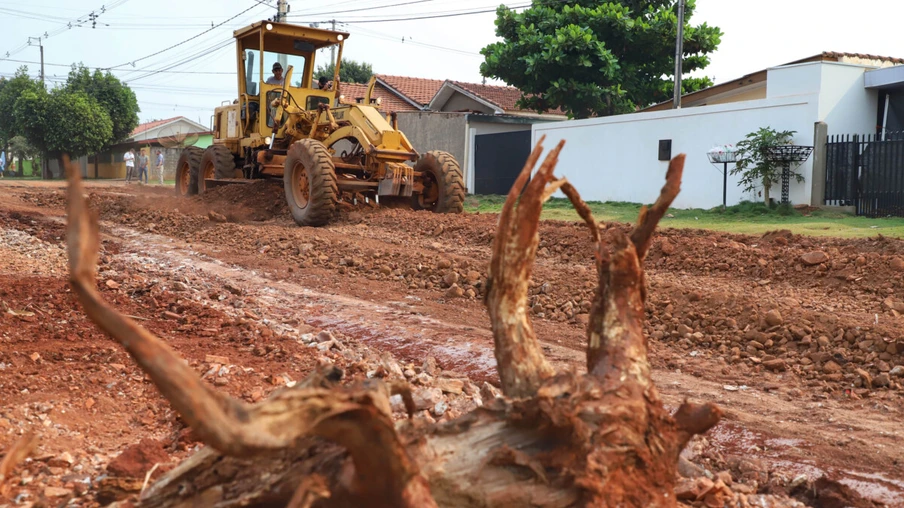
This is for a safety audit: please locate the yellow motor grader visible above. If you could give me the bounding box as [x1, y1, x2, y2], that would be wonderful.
[175, 20, 465, 226]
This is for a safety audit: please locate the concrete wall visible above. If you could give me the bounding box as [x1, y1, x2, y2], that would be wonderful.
[532, 61, 885, 209]
[767, 63, 823, 98]
[817, 64, 878, 135]
[396, 112, 468, 179]
[769, 62, 879, 135]
[532, 94, 820, 209]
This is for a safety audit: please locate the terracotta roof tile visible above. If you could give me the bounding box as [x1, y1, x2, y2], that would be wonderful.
[376, 74, 445, 106]
[338, 82, 420, 114]
[820, 51, 904, 65]
[451, 81, 522, 111]
[132, 116, 183, 137]
[451, 81, 567, 116]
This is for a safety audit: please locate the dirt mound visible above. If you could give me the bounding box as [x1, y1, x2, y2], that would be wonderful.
[3, 183, 904, 505]
[197, 179, 289, 222]
[106, 439, 172, 478]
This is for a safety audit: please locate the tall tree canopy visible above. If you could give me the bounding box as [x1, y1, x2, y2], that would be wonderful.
[480, 0, 722, 119]
[0, 67, 43, 143]
[65, 64, 139, 146]
[15, 87, 113, 158]
[315, 58, 374, 84]
[0, 64, 136, 176]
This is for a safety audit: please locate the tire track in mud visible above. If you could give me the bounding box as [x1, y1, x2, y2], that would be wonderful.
[9, 185, 904, 505]
[73, 218, 904, 506]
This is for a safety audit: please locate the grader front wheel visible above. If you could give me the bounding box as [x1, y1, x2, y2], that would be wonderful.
[198, 145, 235, 194]
[174, 146, 203, 196]
[284, 139, 339, 227]
[413, 150, 465, 213]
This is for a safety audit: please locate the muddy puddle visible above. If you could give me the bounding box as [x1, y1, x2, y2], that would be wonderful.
[710, 420, 904, 505]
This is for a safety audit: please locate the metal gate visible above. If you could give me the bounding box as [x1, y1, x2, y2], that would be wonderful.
[825, 132, 904, 217]
[474, 131, 531, 195]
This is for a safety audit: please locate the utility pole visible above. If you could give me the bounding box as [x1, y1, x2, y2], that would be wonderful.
[672, 0, 685, 109]
[330, 20, 337, 65]
[276, 0, 288, 22]
[28, 37, 44, 85]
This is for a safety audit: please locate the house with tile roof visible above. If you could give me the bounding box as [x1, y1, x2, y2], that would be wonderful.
[642, 52, 904, 112]
[376, 74, 446, 111]
[427, 80, 566, 119]
[334, 75, 444, 114]
[130, 116, 211, 143]
[530, 51, 904, 214]
[80, 117, 213, 180]
[333, 74, 568, 195]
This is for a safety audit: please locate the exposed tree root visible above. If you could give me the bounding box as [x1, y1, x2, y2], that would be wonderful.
[62, 140, 720, 507]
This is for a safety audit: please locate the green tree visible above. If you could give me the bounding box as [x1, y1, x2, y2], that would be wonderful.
[65, 64, 139, 146]
[15, 88, 113, 175]
[315, 58, 374, 84]
[0, 67, 43, 143]
[480, 0, 722, 118]
[730, 127, 799, 206]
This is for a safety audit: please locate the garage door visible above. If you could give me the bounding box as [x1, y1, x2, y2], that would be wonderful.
[474, 131, 531, 195]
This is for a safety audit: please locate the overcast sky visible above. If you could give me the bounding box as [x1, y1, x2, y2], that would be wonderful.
[1, 0, 902, 125]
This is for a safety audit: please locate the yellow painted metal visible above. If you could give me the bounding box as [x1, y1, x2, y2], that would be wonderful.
[204, 18, 428, 192]
[233, 21, 348, 49]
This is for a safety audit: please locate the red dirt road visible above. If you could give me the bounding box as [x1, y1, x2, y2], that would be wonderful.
[1, 179, 903, 506]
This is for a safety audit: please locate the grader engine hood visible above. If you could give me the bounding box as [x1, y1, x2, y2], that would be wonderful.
[329, 105, 418, 162]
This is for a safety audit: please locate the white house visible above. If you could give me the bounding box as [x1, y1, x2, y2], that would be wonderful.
[533, 52, 904, 209]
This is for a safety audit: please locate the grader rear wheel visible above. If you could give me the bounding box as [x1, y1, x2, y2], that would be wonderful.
[284, 139, 338, 227]
[174, 146, 203, 196]
[413, 150, 465, 213]
[198, 145, 235, 194]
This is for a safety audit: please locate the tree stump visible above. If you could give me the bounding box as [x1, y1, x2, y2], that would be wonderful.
[61, 139, 720, 507]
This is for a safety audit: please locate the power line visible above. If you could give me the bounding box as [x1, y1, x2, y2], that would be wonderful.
[1, 57, 235, 75]
[0, 0, 132, 62]
[104, 3, 262, 71]
[292, 2, 517, 21]
[139, 101, 213, 112]
[339, 6, 514, 22]
[121, 38, 236, 83]
[344, 23, 481, 57]
[286, 0, 440, 18]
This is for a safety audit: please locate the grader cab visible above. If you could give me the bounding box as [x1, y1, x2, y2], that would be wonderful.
[175, 20, 465, 226]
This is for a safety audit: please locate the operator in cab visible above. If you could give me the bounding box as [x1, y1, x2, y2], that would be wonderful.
[266, 62, 284, 85]
[316, 76, 333, 90]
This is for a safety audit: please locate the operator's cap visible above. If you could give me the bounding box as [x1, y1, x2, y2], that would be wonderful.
[272, 62, 283, 71]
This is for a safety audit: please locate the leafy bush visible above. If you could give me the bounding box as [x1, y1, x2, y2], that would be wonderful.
[730, 127, 801, 205]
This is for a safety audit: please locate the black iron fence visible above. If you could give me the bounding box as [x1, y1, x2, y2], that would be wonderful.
[825, 131, 904, 217]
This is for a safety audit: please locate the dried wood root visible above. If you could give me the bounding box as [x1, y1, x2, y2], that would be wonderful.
[62, 142, 720, 507]
[0, 431, 39, 500]
[63, 155, 435, 508]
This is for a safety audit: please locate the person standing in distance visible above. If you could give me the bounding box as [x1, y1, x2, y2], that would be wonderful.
[123, 149, 135, 183]
[156, 150, 165, 185]
[137, 150, 149, 184]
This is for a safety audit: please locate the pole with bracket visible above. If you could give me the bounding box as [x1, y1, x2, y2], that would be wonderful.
[27, 37, 43, 85]
[672, 0, 685, 109]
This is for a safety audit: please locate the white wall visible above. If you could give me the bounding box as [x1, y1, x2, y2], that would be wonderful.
[769, 62, 879, 136]
[817, 64, 878, 135]
[532, 95, 819, 209]
[767, 63, 823, 98]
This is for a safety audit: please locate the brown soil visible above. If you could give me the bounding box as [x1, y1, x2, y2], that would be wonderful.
[1, 179, 903, 506]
